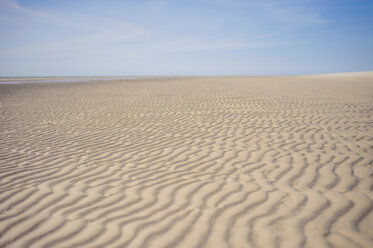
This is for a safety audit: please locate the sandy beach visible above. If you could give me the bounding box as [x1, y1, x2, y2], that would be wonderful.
[0, 74, 372, 248]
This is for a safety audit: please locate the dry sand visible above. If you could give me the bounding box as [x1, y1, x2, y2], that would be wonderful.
[0, 74, 372, 248]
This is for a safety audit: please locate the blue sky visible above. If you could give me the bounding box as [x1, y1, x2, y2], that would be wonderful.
[0, 0, 372, 76]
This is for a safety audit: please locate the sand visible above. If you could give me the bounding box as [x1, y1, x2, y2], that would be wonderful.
[0, 74, 372, 248]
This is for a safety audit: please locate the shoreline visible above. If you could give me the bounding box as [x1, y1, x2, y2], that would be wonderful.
[1, 71, 372, 85]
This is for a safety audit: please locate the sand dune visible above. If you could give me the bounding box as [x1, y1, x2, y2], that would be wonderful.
[0, 74, 372, 248]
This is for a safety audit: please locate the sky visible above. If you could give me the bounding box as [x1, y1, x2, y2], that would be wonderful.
[0, 0, 372, 76]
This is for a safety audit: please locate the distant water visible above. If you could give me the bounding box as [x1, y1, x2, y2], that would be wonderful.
[0, 77, 144, 84]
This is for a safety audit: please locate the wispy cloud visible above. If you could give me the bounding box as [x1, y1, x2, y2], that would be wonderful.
[194, 0, 328, 28]
[3, 0, 369, 76]
[0, 0, 146, 55]
[263, 6, 327, 27]
[139, 37, 294, 54]
[1, 0, 327, 57]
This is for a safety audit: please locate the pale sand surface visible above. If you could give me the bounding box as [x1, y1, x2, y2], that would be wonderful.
[0, 76, 151, 84]
[0, 74, 372, 248]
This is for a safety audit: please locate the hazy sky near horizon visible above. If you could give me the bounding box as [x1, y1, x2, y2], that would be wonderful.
[0, 0, 372, 76]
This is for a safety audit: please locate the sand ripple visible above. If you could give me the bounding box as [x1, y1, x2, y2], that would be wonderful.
[0, 75, 372, 247]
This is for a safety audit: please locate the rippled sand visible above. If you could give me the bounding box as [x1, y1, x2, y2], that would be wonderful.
[1, 74, 372, 248]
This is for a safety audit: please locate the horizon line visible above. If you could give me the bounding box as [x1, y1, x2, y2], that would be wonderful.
[1, 70, 373, 79]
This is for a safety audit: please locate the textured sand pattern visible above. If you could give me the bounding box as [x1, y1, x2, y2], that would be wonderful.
[0, 75, 372, 248]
